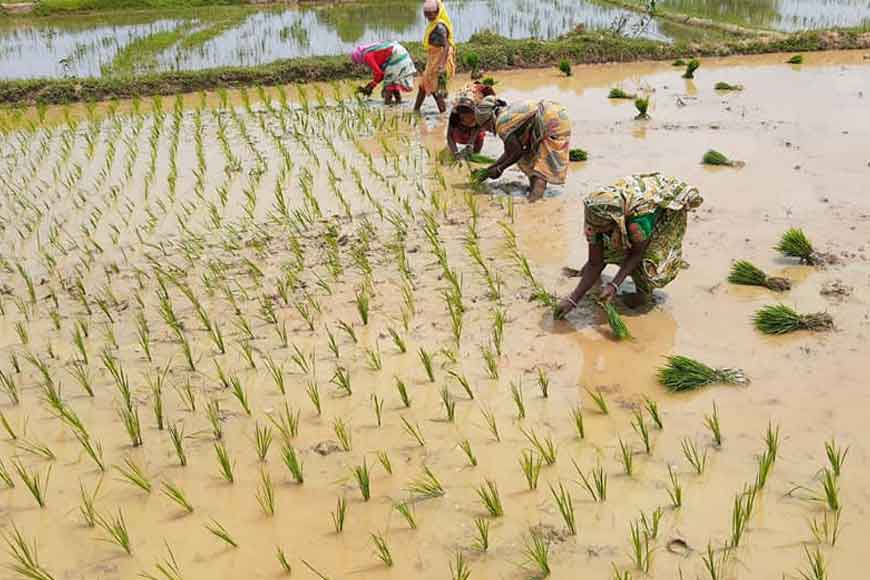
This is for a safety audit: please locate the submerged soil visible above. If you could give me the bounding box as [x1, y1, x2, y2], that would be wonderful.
[0, 51, 868, 579]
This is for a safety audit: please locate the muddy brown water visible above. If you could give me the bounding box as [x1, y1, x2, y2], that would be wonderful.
[0, 51, 868, 579]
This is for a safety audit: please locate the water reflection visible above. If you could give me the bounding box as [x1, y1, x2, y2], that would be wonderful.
[659, 0, 870, 31]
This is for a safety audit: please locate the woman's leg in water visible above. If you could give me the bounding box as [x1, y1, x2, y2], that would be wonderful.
[528, 176, 547, 202]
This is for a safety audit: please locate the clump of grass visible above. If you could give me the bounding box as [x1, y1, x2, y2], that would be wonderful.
[407, 466, 445, 498]
[450, 551, 471, 580]
[643, 396, 663, 429]
[521, 427, 557, 465]
[609, 87, 636, 99]
[331, 496, 347, 532]
[629, 520, 652, 573]
[281, 443, 304, 484]
[550, 482, 577, 535]
[825, 438, 848, 477]
[681, 438, 708, 475]
[704, 403, 723, 447]
[2, 523, 57, 580]
[522, 529, 551, 577]
[255, 422, 274, 462]
[672, 58, 686, 66]
[352, 460, 371, 501]
[401, 416, 426, 447]
[787, 54, 804, 64]
[586, 387, 609, 414]
[796, 546, 827, 580]
[574, 459, 607, 502]
[205, 519, 238, 549]
[603, 302, 631, 340]
[658, 355, 748, 391]
[570, 405, 585, 439]
[333, 418, 352, 451]
[472, 517, 490, 552]
[371, 533, 393, 567]
[569, 148, 588, 162]
[728, 260, 791, 291]
[558, 59, 572, 76]
[753, 304, 833, 334]
[510, 380, 526, 419]
[809, 508, 841, 546]
[481, 408, 500, 442]
[617, 438, 634, 476]
[634, 97, 650, 120]
[418, 348, 436, 382]
[214, 442, 235, 483]
[115, 457, 151, 493]
[256, 468, 276, 516]
[665, 464, 683, 508]
[96, 509, 132, 555]
[161, 481, 194, 513]
[775, 228, 820, 264]
[683, 58, 700, 78]
[12, 460, 51, 508]
[715, 81, 743, 91]
[395, 502, 418, 529]
[632, 410, 652, 454]
[702, 149, 738, 167]
[459, 439, 478, 467]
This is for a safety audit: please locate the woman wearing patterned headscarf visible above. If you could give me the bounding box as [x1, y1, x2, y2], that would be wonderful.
[446, 82, 499, 158]
[414, 0, 455, 113]
[351, 41, 417, 104]
[472, 97, 572, 201]
[553, 173, 704, 318]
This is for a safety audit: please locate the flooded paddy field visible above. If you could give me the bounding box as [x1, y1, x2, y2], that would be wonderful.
[0, 51, 869, 579]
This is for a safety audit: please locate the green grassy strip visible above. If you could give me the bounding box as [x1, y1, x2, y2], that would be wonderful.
[32, 0, 247, 16]
[102, 22, 195, 76]
[0, 28, 868, 104]
[177, 10, 250, 50]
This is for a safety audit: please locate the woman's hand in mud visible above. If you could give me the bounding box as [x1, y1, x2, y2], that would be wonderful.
[554, 296, 577, 320]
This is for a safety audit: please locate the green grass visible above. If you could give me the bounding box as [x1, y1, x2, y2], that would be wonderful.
[753, 304, 833, 334]
[35, 0, 246, 14]
[658, 355, 748, 391]
[728, 260, 790, 291]
[102, 23, 197, 77]
[775, 228, 818, 264]
[609, 87, 636, 99]
[702, 149, 736, 166]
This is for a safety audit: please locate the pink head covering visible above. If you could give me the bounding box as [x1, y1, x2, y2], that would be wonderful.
[352, 42, 378, 65]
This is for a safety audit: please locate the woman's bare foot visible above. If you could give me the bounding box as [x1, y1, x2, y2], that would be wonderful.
[528, 177, 547, 202]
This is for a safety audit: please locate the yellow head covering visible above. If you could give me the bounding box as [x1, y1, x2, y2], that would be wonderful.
[423, 0, 454, 50]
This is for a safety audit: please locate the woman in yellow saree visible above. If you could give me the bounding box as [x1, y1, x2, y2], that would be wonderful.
[414, 0, 455, 113]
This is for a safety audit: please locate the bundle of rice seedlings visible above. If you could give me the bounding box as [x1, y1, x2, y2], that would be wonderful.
[467, 153, 497, 164]
[558, 60, 572, 77]
[672, 59, 686, 66]
[481, 77, 497, 86]
[702, 149, 737, 166]
[775, 228, 820, 264]
[715, 82, 743, 91]
[463, 51, 481, 78]
[753, 304, 833, 335]
[634, 97, 650, 120]
[682, 59, 700, 79]
[608, 88, 636, 100]
[658, 355, 748, 392]
[787, 54, 804, 64]
[602, 302, 631, 340]
[569, 149, 588, 162]
[728, 260, 790, 291]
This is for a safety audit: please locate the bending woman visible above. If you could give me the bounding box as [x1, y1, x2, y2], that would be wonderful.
[352, 41, 417, 104]
[414, 0, 455, 113]
[473, 97, 571, 202]
[555, 173, 704, 318]
[447, 82, 498, 158]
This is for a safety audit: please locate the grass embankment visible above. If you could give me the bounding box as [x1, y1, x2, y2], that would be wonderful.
[1, 27, 868, 104]
[32, 0, 247, 15]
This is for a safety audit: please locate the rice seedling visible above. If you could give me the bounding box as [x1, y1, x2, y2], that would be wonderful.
[609, 87, 637, 99]
[17, 438, 56, 461]
[141, 542, 183, 580]
[755, 448, 775, 489]
[333, 418, 352, 451]
[96, 509, 132, 555]
[658, 355, 748, 391]
[306, 381, 322, 415]
[586, 387, 609, 414]
[570, 405, 585, 439]
[569, 147, 589, 162]
[79, 478, 102, 528]
[728, 260, 790, 291]
[418, 348, 436, 382]
[522, 529, 551, 577]
[796, 545, 827, 580]
[352, 460, 371, 501]
[167, 423, 186, 467]
[115, 456, 151, 493]
[206, 519, 238, 549]
[824, 438, 848, 476]
[12, 459, 50, 508]
[371, 450, 391, 475]
[450, 551, 471, 580]
[279, 442, 304, 484]
[775, 228, 819, 264]
[229, 375, 251, 415]
[510, 380, 526, 419]
[480, 345, 499, 379]
[253, 421, 274, 462]
[365, 344, 383, 371]
[702, 149, 738, 167]
[289, 344, 312, 375]
[331, 366, 352, 396]
[729, 484, 757, 548]
[534, 367, 550, 398]
[2, 522, 57, 580]
[481, 407, 501, 442]
[628, 520, 652, 573]
[206, 398, 223, 440]
[617, 437, 635, 476]
[214, 442, 235, 483]
[354, 287, 370, 326]
[519, 449, 544, 490]
[448, 370, 474, 400]
[612, 565, 633, 580]
[701, 542, 728, 580]
[371, 533, 393, 567]
[407, 466, 445, 498]
[521, 427, 557, 465]
[440, 387, 456, 422]
[558, 59, 572, 76]
[715, 81, 744, 91]
[73, 429, 105, 472]
[574, 458, 608, 501]
[753, 304, 833, 334]
[787, 54, 804, 65]
[161, 480, 194, 513]
[550, 482, 577, 535]
[0, 458, 14, 488]
[0, 369, 19, 404]
[634, 96, 650, 120]
[704, 403, 723, 447]
[238, 340, 256, 370]
[640, 507, 663, 540]
[809, 508, 841, 546]
[256, 468, 277, 516]
[387, 326, 407, 353]
[681, 438, 708, 475]
[401, 416, 426, 447]
[603, 302, 632, 340]
[394, 502, 418, 529]
[683, 59, 700, 78]
[476, 479, 504, 517]
[641, 396, 663, 430]
[471, 516, 491, 552]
